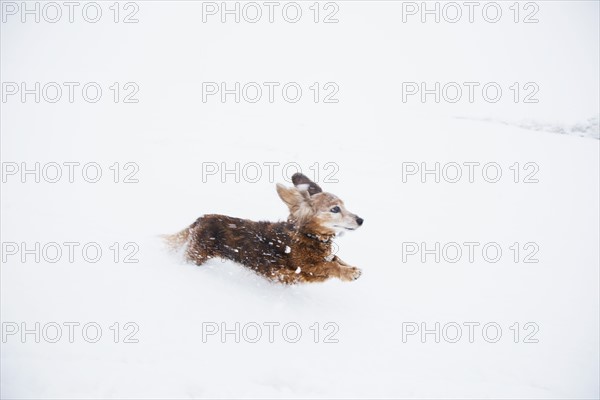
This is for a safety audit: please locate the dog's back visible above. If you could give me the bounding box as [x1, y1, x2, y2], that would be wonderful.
[167, 215, 302, 279]
[192, 215, 292, 266]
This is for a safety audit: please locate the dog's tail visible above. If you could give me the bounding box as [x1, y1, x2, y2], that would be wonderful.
[161, 227, 191, 252]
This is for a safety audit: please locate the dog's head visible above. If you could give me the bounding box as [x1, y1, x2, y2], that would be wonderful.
[276, 173, 363, 235]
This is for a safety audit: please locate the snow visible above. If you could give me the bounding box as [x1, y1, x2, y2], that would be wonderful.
[1, 1, 599, 399]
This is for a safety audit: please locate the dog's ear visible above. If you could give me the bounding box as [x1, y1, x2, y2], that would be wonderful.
[276, 184, 307, 208]
[291, 173, 322, 196]
[276, 184, 313, 222]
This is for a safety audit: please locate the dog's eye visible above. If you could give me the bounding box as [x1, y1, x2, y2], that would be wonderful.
[330, 206, 341, 213]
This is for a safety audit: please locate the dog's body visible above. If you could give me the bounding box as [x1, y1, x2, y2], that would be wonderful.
[165, 173, 363, 284]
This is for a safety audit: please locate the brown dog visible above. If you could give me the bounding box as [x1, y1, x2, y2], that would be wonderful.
[165, 173, 363, 284]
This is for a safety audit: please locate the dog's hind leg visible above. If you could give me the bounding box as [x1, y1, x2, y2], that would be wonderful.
[185, 232, 212, 265]
[163, 226, 211, 265]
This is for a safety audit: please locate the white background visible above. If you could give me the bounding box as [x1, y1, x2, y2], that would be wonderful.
[1, 1, 599, 398]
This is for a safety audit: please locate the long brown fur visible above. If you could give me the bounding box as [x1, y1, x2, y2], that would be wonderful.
[165, 173, 363, 284]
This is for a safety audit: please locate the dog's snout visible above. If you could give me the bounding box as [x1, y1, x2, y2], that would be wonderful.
[356, 217, 364, 226]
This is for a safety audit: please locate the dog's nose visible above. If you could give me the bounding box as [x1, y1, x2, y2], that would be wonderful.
[356, 217, 364, 226]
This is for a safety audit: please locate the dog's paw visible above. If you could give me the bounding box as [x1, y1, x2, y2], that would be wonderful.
[340, 266, 362, 282]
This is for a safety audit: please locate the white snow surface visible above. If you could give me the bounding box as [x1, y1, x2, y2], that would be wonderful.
[1, 1, 599, 399]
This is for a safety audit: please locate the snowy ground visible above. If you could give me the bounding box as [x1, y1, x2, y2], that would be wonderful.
[1, 1, 599, 398]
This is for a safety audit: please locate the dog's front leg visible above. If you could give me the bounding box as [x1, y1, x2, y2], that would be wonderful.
[330, 256, 362, 281]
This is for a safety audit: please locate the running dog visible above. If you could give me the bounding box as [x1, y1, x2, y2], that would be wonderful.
[165, 173, 363, 284]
